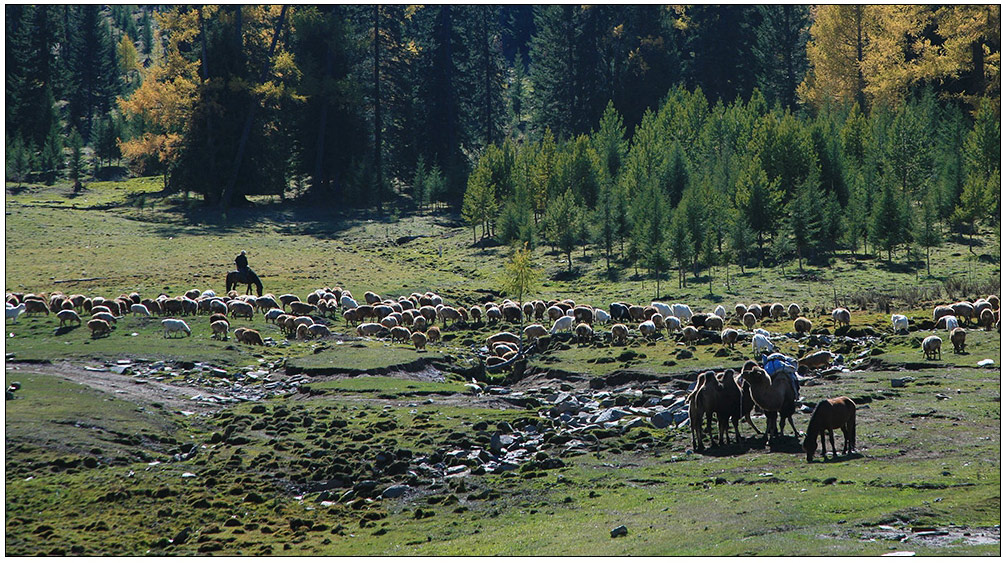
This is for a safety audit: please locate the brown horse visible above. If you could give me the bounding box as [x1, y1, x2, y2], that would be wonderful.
[803, 396, 857, 463]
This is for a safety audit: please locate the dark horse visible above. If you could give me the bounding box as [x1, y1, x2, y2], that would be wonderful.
[803, 396, 856, 463]
[226, 269, 263, 296]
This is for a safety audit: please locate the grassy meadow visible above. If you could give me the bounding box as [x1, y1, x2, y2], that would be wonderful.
[4, 177, 1002, 555]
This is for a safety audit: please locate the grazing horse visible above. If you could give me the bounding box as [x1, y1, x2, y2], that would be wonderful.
[226, 269, 263, 297]
[803, 396, 856, 463]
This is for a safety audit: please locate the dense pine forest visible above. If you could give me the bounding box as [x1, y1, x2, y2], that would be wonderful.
[5, 5, 1001, 280]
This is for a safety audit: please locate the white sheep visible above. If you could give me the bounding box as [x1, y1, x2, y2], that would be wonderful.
[713, 305, 726, 320]
[550, 315, 575, 334]
[594, 308, 611, 324]
[131, 303, 150, 317]
[341, 295, 359, 310]
[664, 315, 681, 332]
[671, 303, 693, 321]
[200, 289, 216, 299]
[891, 314, 909, 333]
[651, 302, 673, 318]
[753, 327, 771, 337]
[832, 307, 851, 327]
[752, 333, 774, 355]
[308, 324, 332, 338]
[6, 303, 26, 323]
[922, 335, 942, 360]
[264, 308, 285, 324]
[942, 315, 959, 331]
[638, 320, 657, 338]
[161, 318, 191, 338]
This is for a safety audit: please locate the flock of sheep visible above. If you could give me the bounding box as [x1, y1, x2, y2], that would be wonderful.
[4, 286, 1000, 366]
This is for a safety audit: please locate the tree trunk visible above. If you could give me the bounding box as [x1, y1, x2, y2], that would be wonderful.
[219, 5, 288, 211]
[311, 11, 335, 198]
[372, 5, 384, 212]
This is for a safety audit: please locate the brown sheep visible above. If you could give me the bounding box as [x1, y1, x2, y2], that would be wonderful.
[23, 299, 50, 316]
[420, 305, 438, 324]
[357, 322, 384, 337]
[922, 335, 942, 360]
[533, 301, 547, 320]
[523, 324, 548, 340]
[950, 327, 966, 354]
[237, 328, 265, 346]
[546, 305, 564, 322]
[704, 315, 724, 331]
[932, 305, 954, 322]
[574, 322, 593, 345]
[390, 326, 412, 343]
[742, 312, 757, 330]
[988, 295, 1000, 310]
[412, 315, 428, 332]
[289, 301, 318, 316]
[629, 305, 646, 322]
[87, 318, 111, 338]
[426, 326, 442, 343]
[793, 317, 812, 334]
[770, 303, 785, 320]
[980, 308, 995, 330]
[296, 324, 311, 340]
[611, 323, 629, 345]
[787, 303, 802, 320]
[747, 304, 762, 319]
[734, 303, 747, 318]
[486, 332, 521, 346]
[573, 306, 594, 325]
[682, 325, 699, 343]
[721, 328, 739, 348]
[228, 301, 255, 320]
[469, 306, 484, 323]
[365, 291, 381, 305]
[209, 313, 228, 325]
[411, 331, 428, 351]
[523, 302, 535, 321]
[210, 320, 230, 340]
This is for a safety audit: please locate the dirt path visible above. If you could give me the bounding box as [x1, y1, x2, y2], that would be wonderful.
[5, 361, 225, 414]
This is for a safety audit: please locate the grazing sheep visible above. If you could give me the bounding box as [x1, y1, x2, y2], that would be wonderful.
[228, 301, 254, 320]
[340, 295, 358, 310]
[638, 320, 657, 338]
[486, 332, 521, 347]
[57, 309, 82, 327]
[130, 303, 150, 317]
[357, 323, 384, 337]
[629, 305, 646, 322]
[798, 350, 834, 371]
[486, 306, 504, 324]
[439, 306, 463, 327]
[672, 303, 693, 321]
[236, 328, 265, 346]
[705, 315, 724, 331]
[308, 324, 332, 339]
[573, 306, 594, 325]
[364, 291, 381, 305]
[546, 305, 564, 322]
[87, 318, 111, 338]
[23, 299, 50, 316]
[770, 303, 785, 320]
[161, 318, 191, 338]
[721, 328, 739, 348]
[950, 327, 966, 353]
[746, 304, 762, 319]
[289, 301, 318, 316]
[210, 320, 230, 340]
[933, 305, 954, 322]
[469, 305, 484, 323]
[734, 303, 747, 318]
[390, 326, 412, 343]
[980, 308, 995, 330]
[574, 322, 594, 345]
[255, 295, 281, 313]
[550, 315, 575, 334]
[594, 308, 611, 325]
[752, 333, 774, 355]
[264, 308, 285, 324]
[90, 305, 113, 316]
[209, 312, 228, 324]
[184, 289, 201, 301]
[493, 343, 518, 356]
[380, 315, 399, 329]
[664, 315, 682, 332]
[951, 301, 975, 325]
[412, 315, 428, 332]
[714, 305, 727, 320]
[651, 302, 673, 318]
[690, 312, 710, 328]
[988, 294, 1000, 310]
[937, 315, 959, 330]
[522, 302, 535, 322]
[91, 312, 117, 325]
[611, 323, 629, 345]
[609, 302, 631, 322]
[524, 324, 548, 340]
[831, 307, 851, 328]
[650, 313, 665, 330]
[6, 303, 26, 324]
[922, 335, 942, 360]
[891, 314, 909, 333]
[411, 331, 428, 351]
[682, 325, 699, 343]
[973, 300, 992, 319]
[426, 326, 441, 344]
[742, 312, 757, 330]
[787, 303, 802, 320]
[533, 301, 547, 320]
[793, 317, 812, 334]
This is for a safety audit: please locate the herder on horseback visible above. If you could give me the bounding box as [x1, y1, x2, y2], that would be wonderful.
[226, 250, 264, 296]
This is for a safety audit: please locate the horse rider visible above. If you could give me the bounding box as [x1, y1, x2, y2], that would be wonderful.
[235, 250, 255, 277]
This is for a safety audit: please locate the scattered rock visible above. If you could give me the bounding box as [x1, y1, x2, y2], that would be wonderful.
[381, 484, 410, 499]
[610, 525, 628, 538]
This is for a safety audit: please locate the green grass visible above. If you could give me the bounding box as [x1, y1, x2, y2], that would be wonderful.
[5, 177, 1001, 555]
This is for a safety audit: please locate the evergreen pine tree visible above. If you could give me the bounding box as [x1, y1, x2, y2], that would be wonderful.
[870, 181, 912, 262]
[915, 186, 942, 277]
